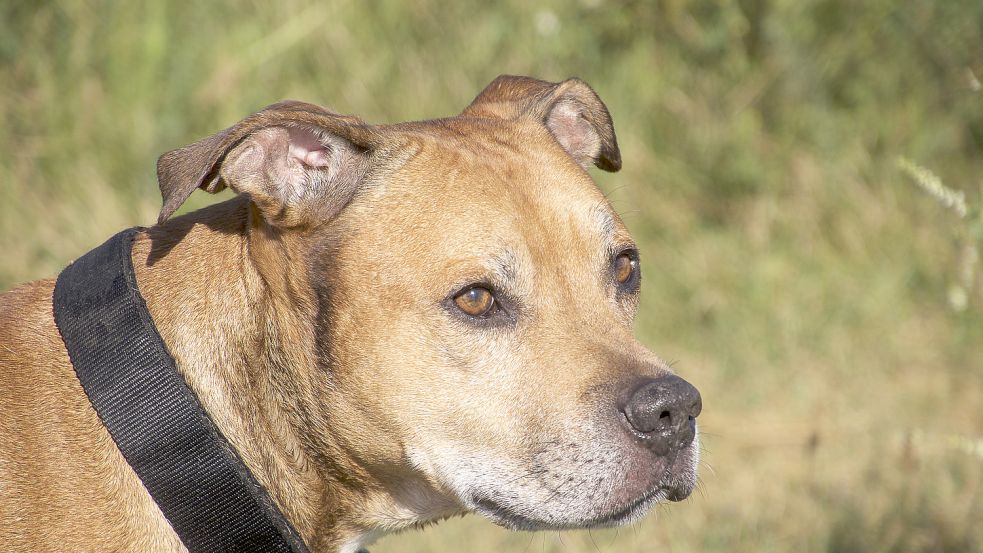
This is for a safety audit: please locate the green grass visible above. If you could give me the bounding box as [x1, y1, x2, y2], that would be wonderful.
[2, 1, 982, 551]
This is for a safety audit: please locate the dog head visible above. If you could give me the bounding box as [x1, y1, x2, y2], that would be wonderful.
[157, 75, 701, 532]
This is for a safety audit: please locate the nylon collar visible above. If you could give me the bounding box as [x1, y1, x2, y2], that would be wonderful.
[53, 228, 311, 553]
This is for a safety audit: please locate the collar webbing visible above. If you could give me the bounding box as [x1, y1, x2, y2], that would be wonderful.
[53, 228, 310, 553]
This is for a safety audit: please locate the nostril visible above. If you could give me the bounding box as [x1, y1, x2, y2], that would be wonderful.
[621, 375, 701, 452]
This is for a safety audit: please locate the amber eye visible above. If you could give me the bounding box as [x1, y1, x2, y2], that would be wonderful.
[614, 253, 637, 284]
[454, 286, 496, 317]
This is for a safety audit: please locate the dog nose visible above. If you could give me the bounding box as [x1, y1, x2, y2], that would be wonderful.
[621, 375, 702, 455]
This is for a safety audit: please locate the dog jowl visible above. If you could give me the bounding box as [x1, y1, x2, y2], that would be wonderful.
[0, 75, 701, 552]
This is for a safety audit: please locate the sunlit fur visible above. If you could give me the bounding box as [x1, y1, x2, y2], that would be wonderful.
[0, 76, 699, 552]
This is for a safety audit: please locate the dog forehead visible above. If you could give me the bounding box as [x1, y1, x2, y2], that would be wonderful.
[379, 118, 620, 236]
[326, 118, 632, 294]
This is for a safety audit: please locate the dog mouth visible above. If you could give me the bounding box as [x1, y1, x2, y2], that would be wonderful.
[470, 480, 673, 531]
[467, 437, 700, 531]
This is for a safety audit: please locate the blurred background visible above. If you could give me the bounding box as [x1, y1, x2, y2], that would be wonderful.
[2, 1, 982, 551]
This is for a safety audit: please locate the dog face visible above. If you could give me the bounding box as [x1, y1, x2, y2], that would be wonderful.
[156, 76, 701, 532]
[317, 118, 700, 530]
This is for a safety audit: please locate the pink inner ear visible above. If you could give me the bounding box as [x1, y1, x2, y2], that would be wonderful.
[287, 126, 331, 168]
[547, 100, 600, 168]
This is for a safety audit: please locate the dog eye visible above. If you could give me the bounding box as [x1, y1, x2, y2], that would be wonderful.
[454, 286, 496, 317]
[614, 253, 637, 285]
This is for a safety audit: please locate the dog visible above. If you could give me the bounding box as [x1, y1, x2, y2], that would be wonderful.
[0, 75, 702, 552]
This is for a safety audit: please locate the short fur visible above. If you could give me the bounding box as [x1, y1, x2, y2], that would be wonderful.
[0, 75, 699, 552]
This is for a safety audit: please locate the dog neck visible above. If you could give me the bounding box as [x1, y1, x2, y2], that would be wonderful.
[130, 197, 434, 552]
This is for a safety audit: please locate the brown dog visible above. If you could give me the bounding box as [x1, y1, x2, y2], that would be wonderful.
[0, 75, 701, 552]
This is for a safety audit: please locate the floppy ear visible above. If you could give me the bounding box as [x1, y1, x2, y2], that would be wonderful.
[156, 101, 381, 226]
[462, 75, 621, 172]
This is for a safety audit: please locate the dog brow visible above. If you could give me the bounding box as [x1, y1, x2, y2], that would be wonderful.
[490, 249, 520, 284]
[482, 247, 535, 299]
[591, 203, 618, 242]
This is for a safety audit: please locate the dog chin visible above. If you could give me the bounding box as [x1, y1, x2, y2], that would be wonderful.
[467, 440, 700, 532]
[470, 485, 671, 532]
[469, 465, 698, 531]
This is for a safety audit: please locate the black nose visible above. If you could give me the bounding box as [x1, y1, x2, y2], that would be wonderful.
[621, 375, 702, 455]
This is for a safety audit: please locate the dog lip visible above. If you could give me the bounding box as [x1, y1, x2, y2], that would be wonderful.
[471, 496, 547, 530]
[470, 480, 671, 531]
[584, 484, 667, 526]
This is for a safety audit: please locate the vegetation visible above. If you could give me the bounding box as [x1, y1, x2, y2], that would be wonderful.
[2, 1, 981, 551]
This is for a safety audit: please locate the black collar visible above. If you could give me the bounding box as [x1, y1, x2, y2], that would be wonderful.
[53, 228, 311, 553]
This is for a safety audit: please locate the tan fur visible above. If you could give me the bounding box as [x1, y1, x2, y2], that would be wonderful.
[0, 76, 699, 552]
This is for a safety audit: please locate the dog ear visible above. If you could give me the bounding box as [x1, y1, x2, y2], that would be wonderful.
[156, 101, 381, 226]
[463, 75, 621, 172]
